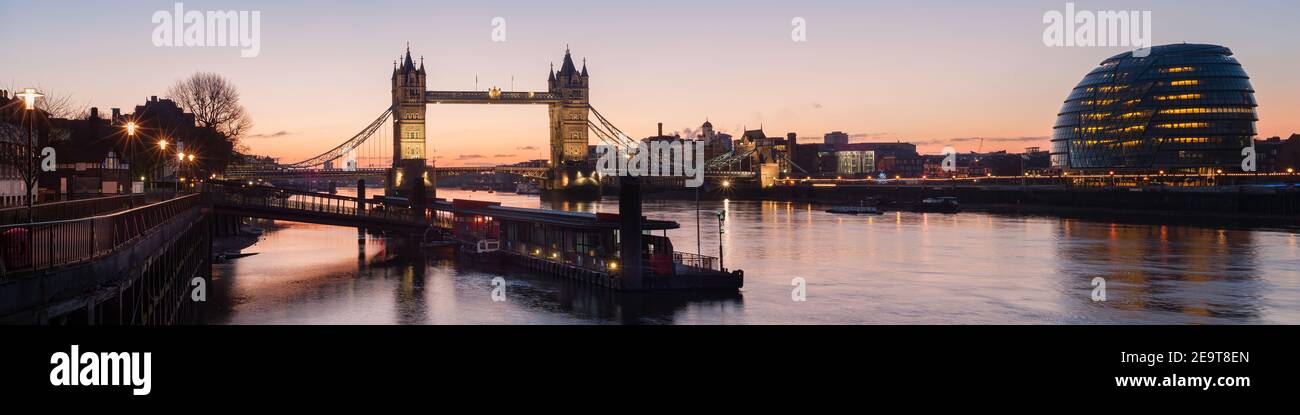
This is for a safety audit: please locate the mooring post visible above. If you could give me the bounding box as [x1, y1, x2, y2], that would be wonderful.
[357, 179, 366, 243]
[618, 176, 643, 290]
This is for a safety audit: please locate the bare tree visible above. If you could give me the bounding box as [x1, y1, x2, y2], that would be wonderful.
[166, 72, 253, 144]
[0, 85, 88, 120]
[35, 90, 88, 120]
[0, 105, 45, 218]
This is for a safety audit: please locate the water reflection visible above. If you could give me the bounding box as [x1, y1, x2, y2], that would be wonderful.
[1057, 221, 1264, 323]
[208, 188, 1300, 324]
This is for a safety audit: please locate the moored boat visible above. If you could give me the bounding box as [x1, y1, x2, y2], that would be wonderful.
[914, 197, 960, 213]
[826, 205, 883, 215]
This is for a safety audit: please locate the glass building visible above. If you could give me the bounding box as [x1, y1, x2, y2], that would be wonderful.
[1051, 44, 1257, 173]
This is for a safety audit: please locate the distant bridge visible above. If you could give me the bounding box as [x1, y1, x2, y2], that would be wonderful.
[223, 165, 550, 181]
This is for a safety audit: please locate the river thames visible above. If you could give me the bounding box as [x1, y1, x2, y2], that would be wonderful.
[207, 188, 1300, 324]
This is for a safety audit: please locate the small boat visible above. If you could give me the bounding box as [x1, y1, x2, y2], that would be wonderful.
[213, 252, 258, 263]
[458, 239, 501, 262]
[515, 181, 541, 195]
[420, 227, 459, 254]
[914, 197, 960, 213]
[826, 199, 884, 215]
[826, 206, 883, 215]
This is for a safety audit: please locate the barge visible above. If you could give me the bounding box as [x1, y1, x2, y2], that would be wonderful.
[434, 199, 743, 291]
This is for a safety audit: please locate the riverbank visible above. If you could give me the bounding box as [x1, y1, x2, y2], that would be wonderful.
[213, 222, 277, 254]
[624, 184, 1300, 229]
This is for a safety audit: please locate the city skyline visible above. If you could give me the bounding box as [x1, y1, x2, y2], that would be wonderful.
[3, 0, 1298, 166]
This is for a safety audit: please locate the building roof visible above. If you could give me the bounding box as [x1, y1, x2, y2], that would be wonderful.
[1103, 43, 1232, 62]
[559, 48, 578, 76]
[740, 129, 767, 142]
[50, 117, 131, 164]
[435, 200, 680, 231]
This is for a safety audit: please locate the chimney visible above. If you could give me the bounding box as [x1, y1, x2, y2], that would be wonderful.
[151, 95, 158, 102]
[657, 122, 663, 137]
[0, 90, 7, 99]
[111, 108, 121, 121]
[90, 107, 99, 119]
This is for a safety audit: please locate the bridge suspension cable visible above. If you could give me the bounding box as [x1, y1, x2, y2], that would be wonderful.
[282, 107, 393, 169]
[587, 106, 639, 150]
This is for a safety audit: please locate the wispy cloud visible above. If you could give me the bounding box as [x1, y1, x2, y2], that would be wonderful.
[492, 154, 515, 158]
[516, 146, 538, 151]
[456, 154, 486, 160]
[849, 132, 895, 141]
[910, 136, 1050, 146]
[248, 130, 291, 139]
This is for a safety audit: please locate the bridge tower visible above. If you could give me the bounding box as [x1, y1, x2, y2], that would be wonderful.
[390, 45, 434, 202]
[545, 48, 599, 198]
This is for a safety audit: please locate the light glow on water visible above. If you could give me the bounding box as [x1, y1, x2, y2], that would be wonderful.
[209, 188, 1300, 324]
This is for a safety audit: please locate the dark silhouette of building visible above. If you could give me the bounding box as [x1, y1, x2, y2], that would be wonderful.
[1265, 134, 1300, 173]
[123, 96, 232, 181]
[40, 108, 137, 198]
[791, 141, 921, 178]
[824, 131, 849, 146]
[1254, 134, 1300, 173]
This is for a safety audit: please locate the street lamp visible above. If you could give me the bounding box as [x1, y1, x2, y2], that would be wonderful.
[716, 209, 726, 270]
[15, 88, 42, 222]
[16, 88, 43, 110]
[155, 139, 170, 194]
[175, 151, 187, 195]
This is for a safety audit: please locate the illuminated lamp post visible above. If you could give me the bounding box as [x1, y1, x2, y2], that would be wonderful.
[15, 88, 43, 222]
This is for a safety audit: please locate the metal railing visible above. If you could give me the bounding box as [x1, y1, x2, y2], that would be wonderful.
[673, 251, 721, 272]
[206, 183, 426, 225]
[0, 193, 166, 225]
[0, 194, 201, 275]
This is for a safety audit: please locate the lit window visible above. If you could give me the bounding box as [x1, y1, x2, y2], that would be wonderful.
[1155, 122, 1210, 129]
[1154, 94, 1202, 101]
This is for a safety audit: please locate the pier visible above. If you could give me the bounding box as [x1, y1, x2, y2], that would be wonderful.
[207, 180, 742, 291]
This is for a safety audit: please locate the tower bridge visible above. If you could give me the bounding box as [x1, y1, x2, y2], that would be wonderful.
[389, 45, 602, 203]
[229, 45, 642, 200]
[230, 44, 756, 198]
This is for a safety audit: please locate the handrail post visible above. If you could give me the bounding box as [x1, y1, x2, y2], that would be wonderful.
[48, 225, 54, 269]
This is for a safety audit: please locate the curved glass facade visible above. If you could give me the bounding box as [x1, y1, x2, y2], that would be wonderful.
[1051, 44, 1257, 173]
